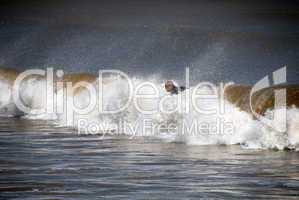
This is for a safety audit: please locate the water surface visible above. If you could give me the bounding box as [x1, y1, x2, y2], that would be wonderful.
[0, 117, 298, 199]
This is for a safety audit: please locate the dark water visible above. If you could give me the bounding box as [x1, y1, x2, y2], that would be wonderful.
[0, 117, 298, 199]
[1, 0, 299, 84]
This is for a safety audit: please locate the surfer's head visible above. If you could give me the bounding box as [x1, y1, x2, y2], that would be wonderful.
[165, 80, 178, 94]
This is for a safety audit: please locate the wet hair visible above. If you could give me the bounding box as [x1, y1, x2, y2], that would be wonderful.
[165, 80, 178, 94]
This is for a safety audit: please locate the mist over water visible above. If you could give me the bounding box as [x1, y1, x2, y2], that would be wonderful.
[0, 0, 299, 84]
[0, 0, 299, 150]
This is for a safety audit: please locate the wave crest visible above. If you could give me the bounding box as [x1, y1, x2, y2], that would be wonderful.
[0, 67, 299, 150]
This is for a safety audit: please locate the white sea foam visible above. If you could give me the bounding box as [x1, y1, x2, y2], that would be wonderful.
[0, 79, 20, 117]
[0, 76, 298, 150]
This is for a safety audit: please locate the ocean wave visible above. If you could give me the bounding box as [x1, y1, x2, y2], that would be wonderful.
[0, 66, 299, 150]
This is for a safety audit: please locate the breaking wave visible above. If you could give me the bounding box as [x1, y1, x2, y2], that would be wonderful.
[0, 66, 299, 150]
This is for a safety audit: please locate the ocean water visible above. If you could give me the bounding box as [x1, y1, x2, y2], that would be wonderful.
[0, 1, 299, 198]
[1, 1, 299, 85]
[0, 117, 298, 200]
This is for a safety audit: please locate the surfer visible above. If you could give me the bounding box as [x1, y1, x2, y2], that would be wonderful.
[164, 80, 186, 95]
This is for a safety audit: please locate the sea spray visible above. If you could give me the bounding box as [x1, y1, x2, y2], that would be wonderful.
[0, 67, 299, 150]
